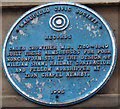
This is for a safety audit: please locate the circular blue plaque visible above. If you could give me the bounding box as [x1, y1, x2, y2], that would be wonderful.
[2, 2, 117, 106]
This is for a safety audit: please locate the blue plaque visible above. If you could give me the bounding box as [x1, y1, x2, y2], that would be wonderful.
[2, 2, 117, 106]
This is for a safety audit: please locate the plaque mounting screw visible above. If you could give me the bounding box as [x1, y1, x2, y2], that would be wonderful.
[16, 29, 19, 33]
[99, 26, 102, 29]
[56, 95, 59, 98]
